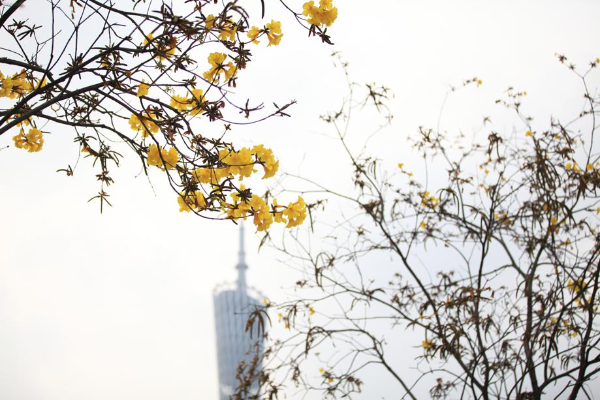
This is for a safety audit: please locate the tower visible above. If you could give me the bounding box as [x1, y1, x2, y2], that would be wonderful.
[213, 225, 264, 400]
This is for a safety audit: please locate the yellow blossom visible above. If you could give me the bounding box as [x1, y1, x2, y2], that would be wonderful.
[247, 26, 261, 44]
[525, 130, 533, 137]
[220, 147, 255, 179]
[251, 195, 274, 231]
[147, 144, 179, 170]
[136, 80, 150, 97]
[169, 89, 206, 115]
[177, 191, 207, 212]
[0, 69, 34, 99]
[142, 33, 153, 46]
[190, 88, 205, 115]
[192, 167, 229, 185]
[203, 52, 236, 83]
[129, 111, 159, 137]
[265, 20, 283, 46]
[271, 199, 286, 224]
[159, 38, 177, 60]
[223, 196, 251, 220]
[205, 14, 216, 31]
[219, 20, 237, 42]
[170, 94, 193, 112]
[302, 0, 338, 27]
[283, 196, 307, 228]
[252, 144, 279, 179]
[422, 339, 434, 349]
[420, 191, 439, 208]
[12, 127, 44, 152]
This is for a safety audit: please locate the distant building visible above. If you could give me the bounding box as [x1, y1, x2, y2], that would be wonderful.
[213, 225, 264, 400]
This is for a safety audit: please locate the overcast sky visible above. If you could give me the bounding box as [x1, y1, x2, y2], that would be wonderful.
[1, 0, 600, 399]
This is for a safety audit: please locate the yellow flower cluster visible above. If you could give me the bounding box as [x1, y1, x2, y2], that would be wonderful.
[203, 14, 237, 42]
[3, 70, 48, 152]
[136, 81, 150, 97]
[178, 191, 207, 212]
[147, 144, 179, 170]
[170, 95, 189, 111]
[222, 192, 307, 231]
[129, 111, 160, 137]
[205, 14, 216, 31]
[246, 20, 283, 46]
[0, 70, 42, 99]
[189, 145, 279, 191]
[247, 26, 261, 44]
[192, 167, 230, 185]
[212, 145, 280, 181]
[203, 52, 236, 83]
[266, 20, 283, 46]
[283, 196, 307, 228]
[219, 147, 255, 179]
[12, 127, 44, 152]
[219, 20, 237, 42]
[221, 191, 267, 227]
[420, 191, 439, 208]
[251, 144, 280, 179]
[251, 194, 274, 231]
[302, 0, 338, 27]
[170, 88, 205, 115]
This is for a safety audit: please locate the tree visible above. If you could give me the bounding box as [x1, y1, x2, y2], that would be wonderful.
[0, 0, 338, 230]
[249, 55, 600, 399]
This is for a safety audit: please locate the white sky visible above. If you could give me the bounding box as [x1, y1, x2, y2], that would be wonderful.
[1, 0, 600, 399]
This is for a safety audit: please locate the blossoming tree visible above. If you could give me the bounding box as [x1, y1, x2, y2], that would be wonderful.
[0, 0, 338, 231]
[246, 56, 600, 399]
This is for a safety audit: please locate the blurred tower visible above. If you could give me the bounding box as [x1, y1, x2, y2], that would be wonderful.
[213, 225, 264, 400]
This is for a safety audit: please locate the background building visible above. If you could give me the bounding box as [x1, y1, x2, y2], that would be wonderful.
[213, 225, 264, 400]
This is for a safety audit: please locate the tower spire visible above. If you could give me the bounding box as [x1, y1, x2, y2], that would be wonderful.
[236, 223, 247, 291]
